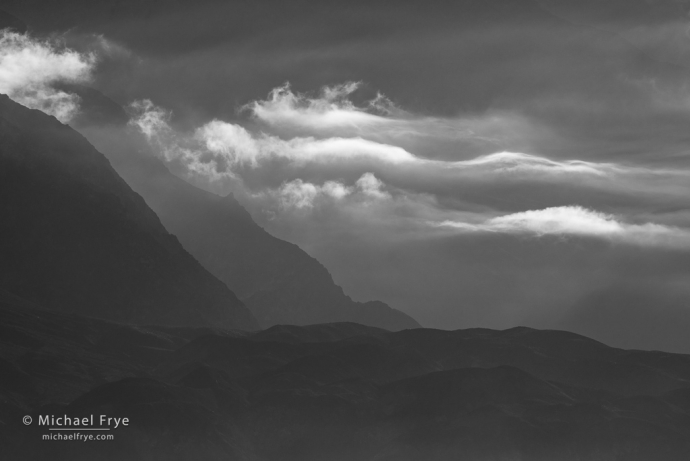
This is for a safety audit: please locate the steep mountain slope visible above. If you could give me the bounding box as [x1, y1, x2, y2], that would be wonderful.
[143, 184, 421, 330]
[137, 170, 419, 331]
[139, 162, 419, 331]
[0, 94, 258, 330]
[3, 297, 690, 460]
[74, 99, 419, 331]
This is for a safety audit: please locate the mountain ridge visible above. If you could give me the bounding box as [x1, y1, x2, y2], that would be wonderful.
[3, 295, 690, 460]
[0, 94, 258, 330]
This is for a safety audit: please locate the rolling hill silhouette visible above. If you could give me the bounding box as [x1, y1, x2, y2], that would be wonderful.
[2, 293, 690, 460]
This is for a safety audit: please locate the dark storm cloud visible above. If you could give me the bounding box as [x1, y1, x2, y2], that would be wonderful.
[4, 0, 690, 351]
[8, 0, 690, 161]
[14, 0, 684, 171]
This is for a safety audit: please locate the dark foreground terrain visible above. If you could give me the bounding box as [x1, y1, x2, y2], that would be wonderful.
[2, 292, 690, 461]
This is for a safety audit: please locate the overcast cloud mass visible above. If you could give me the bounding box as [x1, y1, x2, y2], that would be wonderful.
[3, 0, 690, 352]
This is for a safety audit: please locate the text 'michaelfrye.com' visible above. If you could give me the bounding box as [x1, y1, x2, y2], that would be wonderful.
[23, 414, 129, 441]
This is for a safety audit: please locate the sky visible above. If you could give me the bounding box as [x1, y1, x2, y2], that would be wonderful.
[2, 0, 690, 352]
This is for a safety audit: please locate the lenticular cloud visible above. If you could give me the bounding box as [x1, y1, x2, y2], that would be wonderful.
[0, 30, 95, 122]
[437, 206, 690, 249]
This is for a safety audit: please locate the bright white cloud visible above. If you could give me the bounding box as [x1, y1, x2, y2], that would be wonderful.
[489, 206, 623, 235]
[201, 121, 415, 166]
[196, 120, 261, 166]
[0, 30, 96, 122]
[436, 206, 690, 248]
[272, 173, 389, 210]
[322, 180, 352, 199]
[131, 99, 414, 172]
[244, 81, 397, 131]
[129, 100, 240, 181]
[356, 172, 390, 199]
[278, 179, 321, 209]
[243, 82, 568, 164]
[456, 151, 617, 176]
[129, 99, 170, 139]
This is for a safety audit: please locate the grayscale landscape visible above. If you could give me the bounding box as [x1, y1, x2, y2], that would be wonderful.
[1, 1, 690, 459]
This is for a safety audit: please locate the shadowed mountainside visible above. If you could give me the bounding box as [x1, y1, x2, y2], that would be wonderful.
[0, 95, 258, 330]
[2, 293, 690, 460]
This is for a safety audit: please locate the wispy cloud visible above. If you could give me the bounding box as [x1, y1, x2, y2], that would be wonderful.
[243, 81, 540, 155]
[128, 88, 690, 254]
[244, 81, 397, 130]
[436, 206, 690, 249]
[129, 92, 690, 224]
[0, 30, 96, 122]
[131, 96, 647, 181]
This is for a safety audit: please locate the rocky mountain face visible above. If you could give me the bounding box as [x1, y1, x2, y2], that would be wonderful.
[3, 294, 690, 460]
[0, 95, 258, 330]
[72, 94, 419, 331]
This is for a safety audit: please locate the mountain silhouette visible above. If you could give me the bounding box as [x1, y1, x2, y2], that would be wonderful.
[0, 94, 258, 330]
[3, 292, 690, 460]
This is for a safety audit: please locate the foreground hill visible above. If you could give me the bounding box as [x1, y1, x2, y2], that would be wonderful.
[0, 95, 257, 330]
[2, 295, 690, 460]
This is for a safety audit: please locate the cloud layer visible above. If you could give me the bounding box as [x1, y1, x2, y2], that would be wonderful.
[129, 85, 690, 249]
